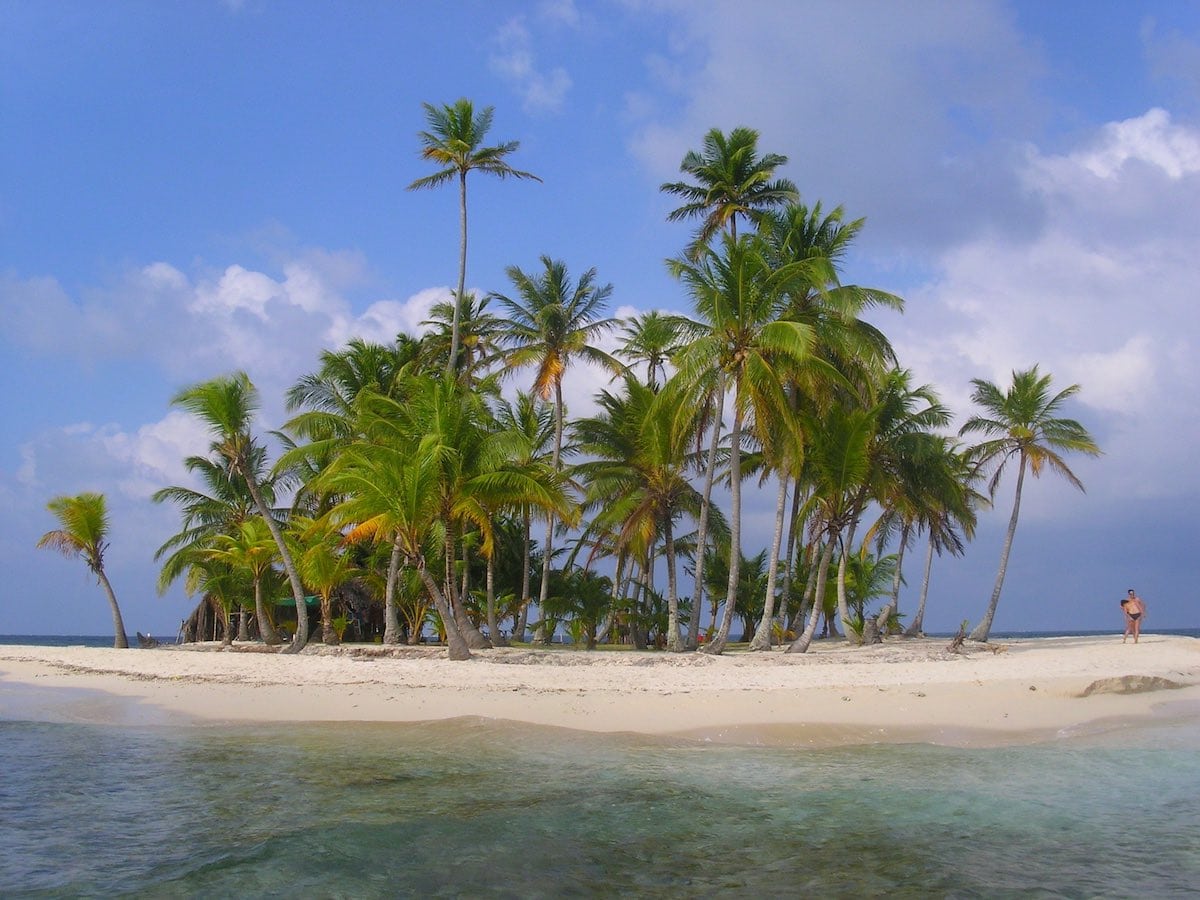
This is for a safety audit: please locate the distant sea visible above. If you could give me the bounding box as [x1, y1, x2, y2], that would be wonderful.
[2, 631, 1198, 896]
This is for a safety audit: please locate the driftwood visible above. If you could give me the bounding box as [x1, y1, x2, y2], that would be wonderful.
[136, 632, 161, 649]
[946, 622, 967, 654]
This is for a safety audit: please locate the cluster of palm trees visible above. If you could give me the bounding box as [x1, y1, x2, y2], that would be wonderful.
[37, 103, 1101, 655]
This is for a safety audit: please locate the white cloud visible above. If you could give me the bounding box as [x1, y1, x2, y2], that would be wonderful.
[896, 109, 1200, 508]
[490, 18, 572, 115]
[627, 0, 1045, 254]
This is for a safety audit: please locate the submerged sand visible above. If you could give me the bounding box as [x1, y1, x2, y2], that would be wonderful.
[1, 634, 1197, 747]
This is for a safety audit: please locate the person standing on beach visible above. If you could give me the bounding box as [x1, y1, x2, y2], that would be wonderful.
[1122, 589, 1146, 643]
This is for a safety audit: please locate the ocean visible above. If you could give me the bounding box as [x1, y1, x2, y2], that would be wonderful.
[2, 635, 1198, 897]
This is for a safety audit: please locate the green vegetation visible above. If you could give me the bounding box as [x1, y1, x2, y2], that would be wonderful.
[40, 111, 1101, 654]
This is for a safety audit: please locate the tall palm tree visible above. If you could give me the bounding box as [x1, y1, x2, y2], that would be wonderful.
[172, 372, 311, 652]
[152, 446, 273, 594]
[407, 98, 541, 377]
[493, 391, 556, 641]
[661, 125, 798, 257]
[960, 366, 1101, 641]
[669, 233, 820, 653]
[495, 256, 622, 640]
[37, 492, 129, 649]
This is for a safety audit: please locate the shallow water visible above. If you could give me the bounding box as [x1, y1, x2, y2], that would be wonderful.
[1, 710, 1197, 898]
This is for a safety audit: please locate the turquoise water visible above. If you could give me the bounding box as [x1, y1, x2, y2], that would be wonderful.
[1, 710, 1197, 898]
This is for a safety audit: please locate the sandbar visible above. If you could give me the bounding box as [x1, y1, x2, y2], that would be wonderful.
[1, 634, 1197, 747]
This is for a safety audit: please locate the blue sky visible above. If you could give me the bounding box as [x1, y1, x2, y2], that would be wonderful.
[3, 0, 1198, 637]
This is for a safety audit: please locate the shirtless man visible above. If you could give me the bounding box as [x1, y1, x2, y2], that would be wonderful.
[1122, 589, 1146, 643]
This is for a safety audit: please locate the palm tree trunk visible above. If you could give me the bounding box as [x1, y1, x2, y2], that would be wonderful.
[780, 477, 805, 634]
[321, 592, 338, 645]
[875, 523, 909, 634]
[383, 537, 403, 645]
[664, 516, 684, 652]
[95, 568, 129, 649]
[486, 548, 499, 645]
[237, 607, 250, 642]
[905, 533, 936, 637]
[787, 540, 819, 633]
[448, 170, 468, 377]
[750, 475, 789, 650]
[837, 517, 860, 644]
[416, 564, 471, 660]
[243, 473, 308, 652]
[446, 530, 490, 648]
[534, 381, 566, 645]
[704, 398, 743, 655]
[687, 379, 725, 650]
[253, 574, 281, 645]
[515, 507, 532, 641]
[970, 456, 1026, 642]
[787, 534, 838, 653]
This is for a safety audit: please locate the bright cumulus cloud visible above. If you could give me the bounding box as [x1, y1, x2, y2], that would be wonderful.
[896, 109, 1200, 505]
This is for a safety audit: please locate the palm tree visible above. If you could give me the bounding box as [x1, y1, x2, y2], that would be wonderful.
[421, 291, 506, 385]
[574, 375, 704, 651]
[205, 517, 285, 646]
[492, 392, 556, 641]
[960, 366, 1101, 641]
[292, 514, 357, 645]
[325, 437, 474, 659]
[407, 98, 541, 377]
[669, 233, 819, 653]
[495, 256, 622, 640]
[617, 310, 695, 390]
[660, 126, 797, 257]
[37, 492, 129, 649]
[171, 372, 311, 652]
[152, 446, 274, 594]
[904, 440, 982, 637]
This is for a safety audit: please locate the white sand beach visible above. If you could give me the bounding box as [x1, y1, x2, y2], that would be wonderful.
[2, 634, 1197, 746]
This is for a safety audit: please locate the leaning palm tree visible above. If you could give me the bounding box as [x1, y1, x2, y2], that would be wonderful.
[660, 125, 798, 257]
[407, 98, 541, 377]
[495, 256, 622, 640]
[37, 492, 129, 649]
[960, 366, 1101, 641]
[172, 372, 311, 652]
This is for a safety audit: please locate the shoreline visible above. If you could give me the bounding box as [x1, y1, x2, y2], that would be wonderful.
[2, 634, 1198, 747]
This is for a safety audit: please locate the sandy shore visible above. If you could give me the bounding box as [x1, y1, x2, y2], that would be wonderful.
[2, 634, 1198, 746]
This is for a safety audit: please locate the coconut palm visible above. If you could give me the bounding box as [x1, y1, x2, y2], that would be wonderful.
[292, 514, 358, 645]
[574, 374, 704, 651]
[669, 233, 820, 653]
[204, 516, 285, 646]
[960, 366, 1101, 641]
[37, 492, 129, 649]
[660, 125, 798, 257]
[904, 440, 982, 637]
[152, 446, 274, 593]
[617, 310, 696, 390]
[171, 372, 310, 652]
[495, 256, 622, 640]
[421, 291, 506, 386]
[492, 391, 556, 641]
[407, 98, 541, 377]
[324, 436, 473, 659]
